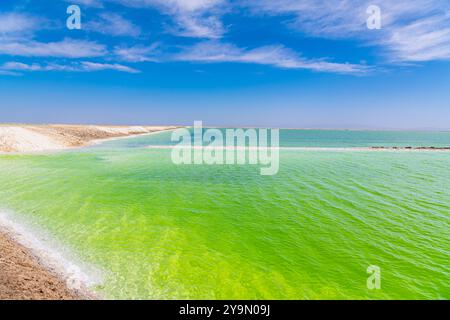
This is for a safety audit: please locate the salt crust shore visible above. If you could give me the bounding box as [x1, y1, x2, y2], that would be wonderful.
[0, 209, 100, 300]
[0, 124, 178, 153]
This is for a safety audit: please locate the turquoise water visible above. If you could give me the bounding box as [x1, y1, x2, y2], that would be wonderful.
[0, 130, 449, 299]
[97, 129, 450, 148]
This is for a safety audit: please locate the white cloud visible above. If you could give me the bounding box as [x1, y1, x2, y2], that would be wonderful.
[80, 61, 140, 73]
[114, 43, 160, 62]
[1, 61, 140, 73]
[114, 0, 222, 12]
[0, 69, 21, 76]
[244, 0, 368, 38]
[170, 14, 224, 39]
[4, 0, 448, 75]
[112, 0, 226, 38]
[383, 14, 450, 62]
[2, 61, 47, 71]
[0, 13, 34, 34]
[0, 38, 107, 58]
[243, 0, 442, 37]
[1, 61, 83, 72]
[175, 41, 370, 74]
[0, 12, 44, 38]
[85, 13, 141, 37]
[243, 0, 450, 63]
[99, 0, 450, 62]
[66, 0, 104, 8]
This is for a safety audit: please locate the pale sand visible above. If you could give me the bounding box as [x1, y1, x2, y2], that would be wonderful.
[0, 231, 84, 300]
[0, 124, 178, 153]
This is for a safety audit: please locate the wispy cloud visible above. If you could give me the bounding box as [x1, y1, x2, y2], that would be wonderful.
[107, 0, 450, 63]
[80, 61, 140, 73]
[168, 13, 224, 39]
[0, 61, 140, 74]
[112, 0, 226, 38]
[243, 0, 368, 38]
[0, 12, 45, 39]
[0, 69, 21, 76]
[243, 0, 450, 63]
[175, 41, 370, 74]
[2, 61, 51, 71]
[114, 43, 160, 62]
[3, 0, 449, 76]
[85, 12, 142, 37]
[0, 38, 107, 58]
[383, 13, 450, 62]
[65, 0, 104, 8]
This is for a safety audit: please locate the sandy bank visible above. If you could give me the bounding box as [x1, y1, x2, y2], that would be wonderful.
[0, 230, 84, 300]
[0, 209, 102, 300]
[0, 124, 178, 153]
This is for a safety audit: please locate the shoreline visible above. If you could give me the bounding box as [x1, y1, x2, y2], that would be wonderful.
[0, 126, 181, 156]
[0, 209, 100, 300]
[0, 124, 180, 154]
[0, 231, 83, 300]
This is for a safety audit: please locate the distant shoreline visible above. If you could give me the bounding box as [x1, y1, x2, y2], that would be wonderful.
[370, 146, 450, 150]
[146, 146, 450, 152]
[0, 124, 179, 154]
[2, 124, 449, 155]
[180, 126, 450, 132]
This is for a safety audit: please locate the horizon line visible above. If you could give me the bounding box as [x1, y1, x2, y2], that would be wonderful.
[1, 123, 450, 133]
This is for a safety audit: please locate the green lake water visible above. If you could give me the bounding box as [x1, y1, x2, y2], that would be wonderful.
[0, 130, 449, 299]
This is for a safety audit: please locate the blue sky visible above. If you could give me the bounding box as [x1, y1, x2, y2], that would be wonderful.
[1, 0, 450, 129]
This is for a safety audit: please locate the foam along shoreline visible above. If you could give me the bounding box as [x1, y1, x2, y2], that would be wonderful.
[0, 124, 179, 154]
[0, 209, 102, 300]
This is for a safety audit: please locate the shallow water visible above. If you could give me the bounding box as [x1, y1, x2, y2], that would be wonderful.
[0, 130, 449, 299]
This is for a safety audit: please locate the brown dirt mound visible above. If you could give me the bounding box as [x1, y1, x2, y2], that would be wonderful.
[0, 232, 83, 300]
